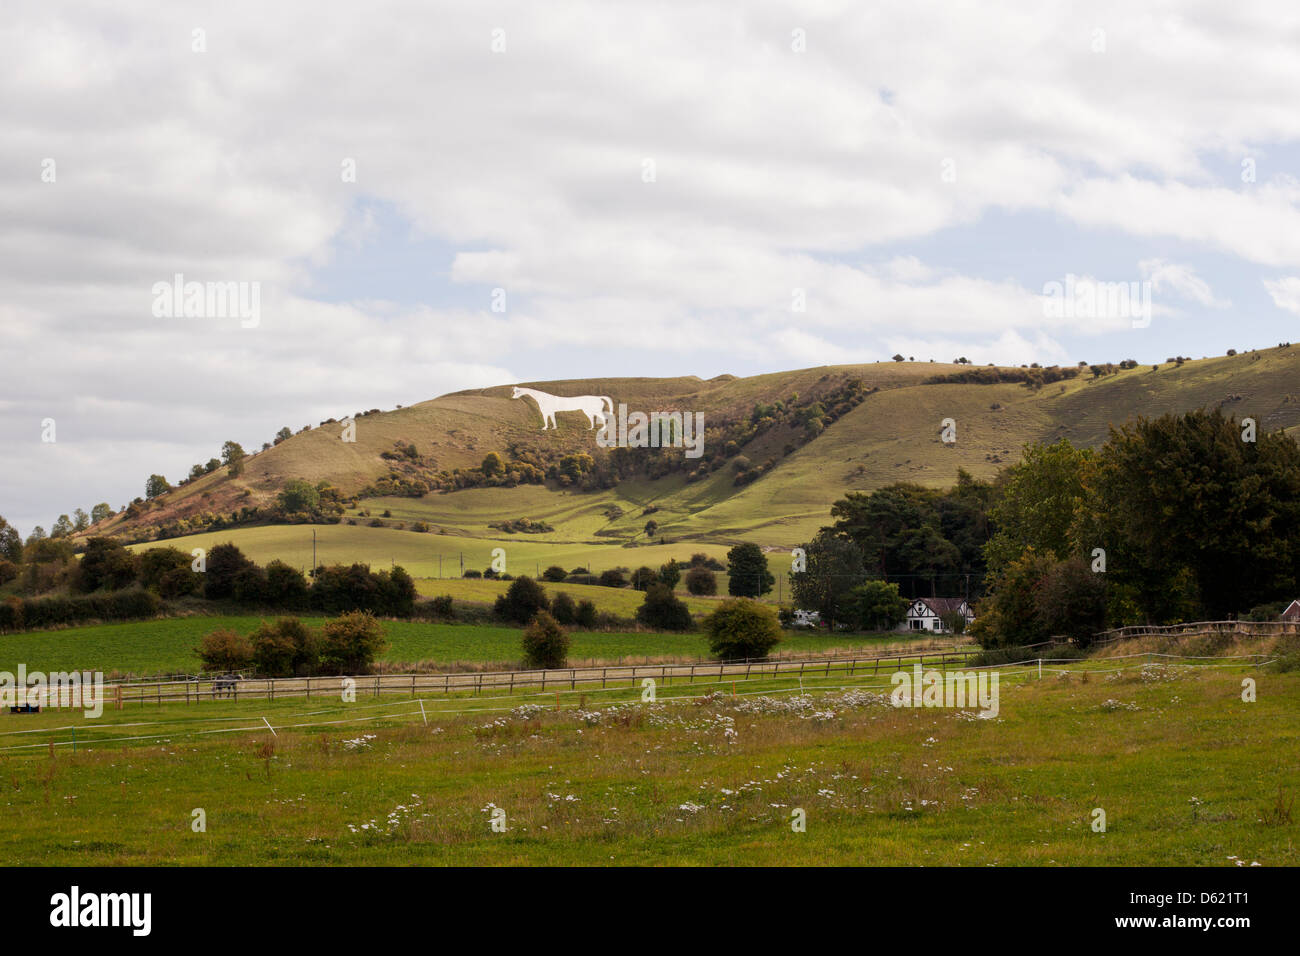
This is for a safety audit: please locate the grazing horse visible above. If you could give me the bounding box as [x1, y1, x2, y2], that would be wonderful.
[212, 674, 243, 699]
[511, 386, 613, 430]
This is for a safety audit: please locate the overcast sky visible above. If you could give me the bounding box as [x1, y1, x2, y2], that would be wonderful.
[4, 1, 1300, 535]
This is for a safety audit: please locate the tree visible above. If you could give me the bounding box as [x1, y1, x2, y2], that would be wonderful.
[541, 565, 568, 582]
[1033, 557, 1108, 647]
[0, 516, 22, 563]
[275, 426, 292, 444]
[636, 583, 693, 631]
[983, 440, 1093, 573]
[319, 611, 387, 675]
[494, 575, 549, 624]
[482, 452, 504, 477]
[196, 628, 253, 672]
[90, 503, 113, 525]
[630, 566, 657, 591]
[51, 514, 73, 538]
[265, 560, 309, 608]
[145, 474, 171, 500]
[684, 566, 717, 595]
[550, 591, 577, 624]
[78, 536, 138, 592]
[277, 478, 320, 513]
[522, 611, 569, 669]
[1082, 409, 1300, 621]
[891, 354, 905, 362]
[789, 531, 864, 630]
[574, 599, 597, 628]
[726, 542, 774, 598]
[72, 509, 89, 532]
[221, 441, 246, 478]
[843, 580, 908, 631]
[138, 546, 194, 592]
[969, 550, 1056, 648]
[703, 599, 782, 661]
[205, 542, 254, 600]
[598, 569, 627, 588]
[644, 519, 659, 538]
[657, 559, 681, 589]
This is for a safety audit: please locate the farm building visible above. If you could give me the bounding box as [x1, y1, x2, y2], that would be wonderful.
[900, 597, 975, 633]
[1283, 600, 1300, 629]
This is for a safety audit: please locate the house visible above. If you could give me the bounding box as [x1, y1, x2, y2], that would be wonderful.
[1282, 600, 1300, 630]
[791, 608, 822, 629]
[901, 597, 975, 634]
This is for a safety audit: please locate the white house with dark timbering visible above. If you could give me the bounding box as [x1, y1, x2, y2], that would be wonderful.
[901, 597, 975, 633]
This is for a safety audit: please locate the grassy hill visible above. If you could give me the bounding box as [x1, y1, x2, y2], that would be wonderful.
[85, 346, 1300, 575]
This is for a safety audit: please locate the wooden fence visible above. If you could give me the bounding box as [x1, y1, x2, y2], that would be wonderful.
[1093, 620, 1296, 643]
[98, 648, 981, 708]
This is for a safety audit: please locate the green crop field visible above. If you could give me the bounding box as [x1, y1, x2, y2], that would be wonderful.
[0, 615, 924, 677]
[1, 658, 1294, 865]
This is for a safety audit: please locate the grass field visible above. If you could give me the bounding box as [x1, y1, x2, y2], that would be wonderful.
[0, 615, 922, 677]
[1, 657, 1294, 865]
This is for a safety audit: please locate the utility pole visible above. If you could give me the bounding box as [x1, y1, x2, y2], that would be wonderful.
[312, 529, 317, 576]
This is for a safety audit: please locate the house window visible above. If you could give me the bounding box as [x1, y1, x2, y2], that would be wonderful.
[910, 619, 922, 630]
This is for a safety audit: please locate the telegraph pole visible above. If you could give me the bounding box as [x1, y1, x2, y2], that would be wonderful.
[312, 529, 317, 577]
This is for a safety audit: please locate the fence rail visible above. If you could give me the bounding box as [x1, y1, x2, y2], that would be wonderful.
[1094, 620, 1297, 642]
[90, 648, 981, 708]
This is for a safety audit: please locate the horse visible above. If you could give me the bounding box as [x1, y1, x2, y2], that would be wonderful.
[212, 674, 243, 699]
[511, 386, 613, 430]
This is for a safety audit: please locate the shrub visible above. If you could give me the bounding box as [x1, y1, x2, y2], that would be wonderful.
[521, 611, 569, 669]
[494, 575, 549, 624]
[138, 546, 193, 592]
[205, 542, 254, 600]
[197, 628, 254, 672]
[78, 537, 139, 592]
[428, 594, 455, 618]
[843, 580, 908, 631]
[657, 560, 682, 589]
[574, 599, 597, 628]
[630, 566, 656, 591]
[550, 591, 577, 625]
[250, 617, 319, 676]
[541, 565, 568, 582]
[636, 583, 693, 631]
[232, 565, 268, 604]
[598, 569, 627, 588]
[684, 566, 717, 595]
[265, 560, 309, 608]
[703, 599, 782, 661]
[319, 611, 387, 674]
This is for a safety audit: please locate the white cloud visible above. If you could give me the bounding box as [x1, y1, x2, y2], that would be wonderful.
[1263, 276, 1300, 315]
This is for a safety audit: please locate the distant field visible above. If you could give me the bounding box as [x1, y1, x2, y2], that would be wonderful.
[415, 576, 729, 616]
[1, 659, 1294, 865]
[0, 615, 921, 677]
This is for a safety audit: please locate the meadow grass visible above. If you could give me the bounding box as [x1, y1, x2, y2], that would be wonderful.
[1, 660, 1294, 865]
[0, 615, 920, 677]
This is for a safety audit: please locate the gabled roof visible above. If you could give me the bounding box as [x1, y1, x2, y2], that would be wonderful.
[910, 597, 970, 616]
[1282, 599, 1300, 619]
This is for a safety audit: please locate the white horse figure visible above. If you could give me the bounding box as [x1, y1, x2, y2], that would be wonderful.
[512, 386, 613, 430]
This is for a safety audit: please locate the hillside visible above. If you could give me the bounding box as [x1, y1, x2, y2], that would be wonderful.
[84, 346, 1300, 565]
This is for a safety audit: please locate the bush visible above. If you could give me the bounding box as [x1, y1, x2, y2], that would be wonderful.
[551, 591, 577, 625]
[574, 599, 597, 628]
[541, 565, 568, 582]
[521, 611, 569, 669]
[250, 617, 319, 676]
[463, 569, 482, 578]
[428, 594, 455, 618]
[205, 542, 255, 600]
[630, 566, 656, 591]
[703, 599, 782, 661]
[636, 583, 693, 631]
[78, 537, 139, 592]
[265, 560, 309, 608]
[684, 566, 717, 595]
[319, 611, 387, 675]
[494, 575, 549, 624]
[843, 580, 908, 631]
[598, 569, 627, 588]
[657, 560, 682, 589]
[138, 547, 193, 592]
[197, 628, 254, 672]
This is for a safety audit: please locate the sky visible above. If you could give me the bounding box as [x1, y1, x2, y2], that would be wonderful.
[3, 1, 1300, 535]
